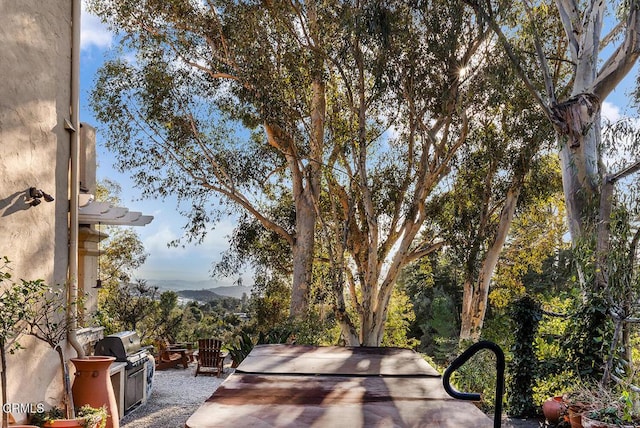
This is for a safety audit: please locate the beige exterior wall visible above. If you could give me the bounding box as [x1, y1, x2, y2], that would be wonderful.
[0, 0, 70, 283]
[0, 1, 102, 421]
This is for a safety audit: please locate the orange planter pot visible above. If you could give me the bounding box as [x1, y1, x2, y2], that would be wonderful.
[71, 356, 119, 428]
[543, 396, 567, 424]
[566, 407, 584, 428]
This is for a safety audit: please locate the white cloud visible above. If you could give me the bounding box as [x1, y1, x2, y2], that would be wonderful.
[134, 218, 237, 280]
[601, 100, 622, 123]
[141, 224, 183, 257]
[142, 218, 234, 257]
[81, 1, 112, 50]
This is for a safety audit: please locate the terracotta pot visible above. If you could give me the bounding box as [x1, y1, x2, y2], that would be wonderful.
[566, 406, 584, 428]
[11, 425, 40, 428]
[543, 396, 567, 424]
[71, 356, 119, 428]
[42, 419, 83, 428]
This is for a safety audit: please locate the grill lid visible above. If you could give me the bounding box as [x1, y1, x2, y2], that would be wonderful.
[95, 330, 143, 361]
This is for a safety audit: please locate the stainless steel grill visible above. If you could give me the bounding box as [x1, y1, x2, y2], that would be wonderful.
[94, 331, 154, 414]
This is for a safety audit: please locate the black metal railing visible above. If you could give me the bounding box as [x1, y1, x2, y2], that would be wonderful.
[442, 340, 505, 428]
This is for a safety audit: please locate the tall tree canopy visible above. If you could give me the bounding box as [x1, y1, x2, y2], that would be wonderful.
[91, 0, 579, 345]
[90, 0, 329, 319]
[89, 0, 498, 345]
[312, 1, 494, 345]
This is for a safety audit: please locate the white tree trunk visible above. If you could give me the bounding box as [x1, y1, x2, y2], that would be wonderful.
[460, 186, 521, 341]
[552, 0, 640, 244]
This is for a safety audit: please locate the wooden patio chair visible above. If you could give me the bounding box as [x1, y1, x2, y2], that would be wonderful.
[155, 340, 190, 370]
[195, 338, 226, 377]
[166, 340, 196, 363]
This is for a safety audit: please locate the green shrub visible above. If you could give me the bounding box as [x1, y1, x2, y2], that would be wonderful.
[450, 348, 499, 412]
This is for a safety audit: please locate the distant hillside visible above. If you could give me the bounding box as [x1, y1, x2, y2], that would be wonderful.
[210, 285, 251, 299]
[146, 279, 251, 299]
[177, 289, 224, 303]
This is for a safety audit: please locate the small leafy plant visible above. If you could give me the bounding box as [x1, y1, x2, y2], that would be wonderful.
[76, 404, 107, 428]
[564, 383, 640, 426]
[28, 407, 63, 427]
[29, 404, 106, 428]
[585, 390, 639, 426]
[0, 257, 48, 428]
[227, 331, 254, 367]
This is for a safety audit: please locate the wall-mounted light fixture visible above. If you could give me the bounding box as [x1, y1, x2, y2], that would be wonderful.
[29, 187, 55, 206]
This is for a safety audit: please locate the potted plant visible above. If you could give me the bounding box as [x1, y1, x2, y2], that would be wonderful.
[563, 385, 599, 428]
[563, 383, 640, 428]
[25, 287, 76, 419]
[0, 257, 48, 428]
[29, 405, 106, 428]
[581, 390, 639, 428]
[28, 408, 63, 428]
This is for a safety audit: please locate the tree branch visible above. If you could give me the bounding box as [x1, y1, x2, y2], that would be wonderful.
[554, 0, 581, 61]
[608, 158, 640, 184]
[465, 0, 553, 119]
[593, 1, 640, 99]
[524, 0, 557, 104]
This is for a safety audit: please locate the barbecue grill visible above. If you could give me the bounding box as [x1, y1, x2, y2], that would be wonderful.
[94, 330, 154, 414]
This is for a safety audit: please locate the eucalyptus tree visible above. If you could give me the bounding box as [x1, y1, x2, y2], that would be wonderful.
[91, 0, 583, 346]
[89, 0, 329, 318]
[463, 0, 640, 379]
[89, 0, 495, 345]
[421, 29, 561, 341]
[490, 189, 568, 307]
[444, 141, 562, 341]
[463, 0, 640, 270]
[596, 119, 640, 385]
[315, 1, 492, 345]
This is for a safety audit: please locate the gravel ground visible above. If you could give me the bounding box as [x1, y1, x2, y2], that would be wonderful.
[120, 364, 542, 428]
[120, 364, 232, 428]
[502, 416, 545, 427]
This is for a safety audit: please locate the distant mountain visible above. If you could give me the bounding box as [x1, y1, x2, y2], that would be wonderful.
[146, 279, 221, 290]
[146, 279, 252, 299]
[177, 289, 223, 302]
[209, 285, 251, 299]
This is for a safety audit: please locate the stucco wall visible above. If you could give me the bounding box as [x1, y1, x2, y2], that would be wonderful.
[0, 0, 74, 419]
[0, 0, 70, 285]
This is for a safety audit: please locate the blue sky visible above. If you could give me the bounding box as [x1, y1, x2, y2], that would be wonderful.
[78, 2, 638, 284]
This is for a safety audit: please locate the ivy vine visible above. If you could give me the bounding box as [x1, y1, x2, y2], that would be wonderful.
[507, 295, 542, 417]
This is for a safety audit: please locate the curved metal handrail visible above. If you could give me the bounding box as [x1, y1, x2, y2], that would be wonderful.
[442, 340, 505, 428]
